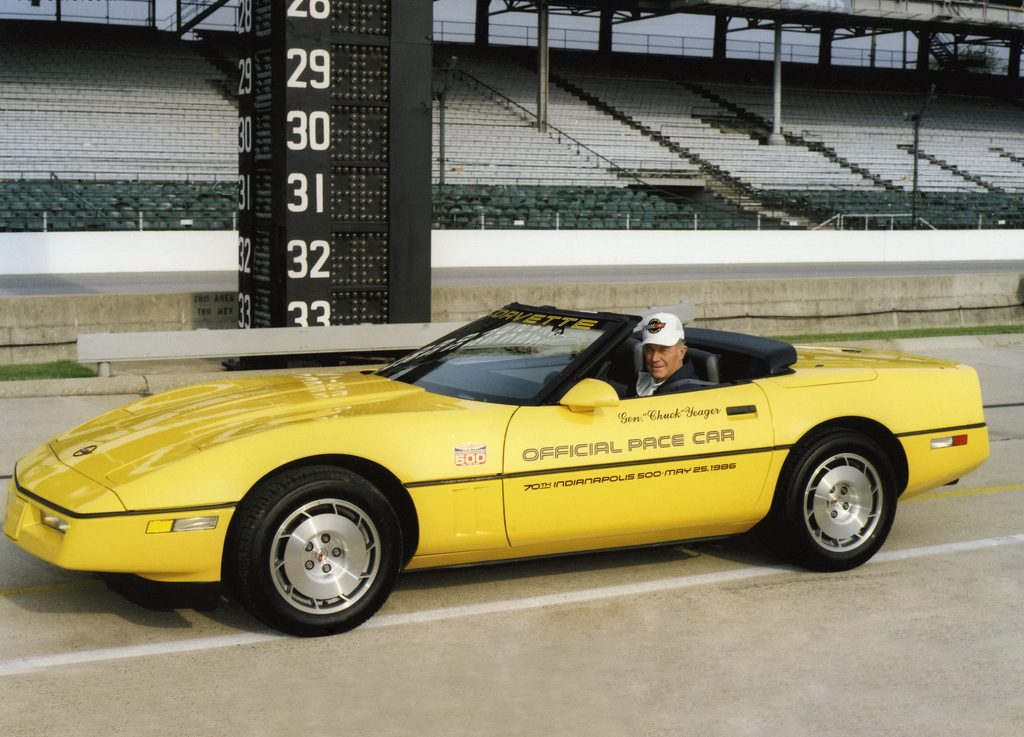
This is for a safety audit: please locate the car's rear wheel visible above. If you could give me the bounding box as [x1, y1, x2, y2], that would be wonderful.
[224, 465, 402, 636]
[761, 429, 897, 571]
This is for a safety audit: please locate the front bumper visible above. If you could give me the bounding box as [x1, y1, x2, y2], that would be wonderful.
[5, 455, 233, 583]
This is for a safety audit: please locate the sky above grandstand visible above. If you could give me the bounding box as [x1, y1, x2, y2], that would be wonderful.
[0, 0, 235, 31]
[433, 0, 910, 69]
[0, 0, 947, 70]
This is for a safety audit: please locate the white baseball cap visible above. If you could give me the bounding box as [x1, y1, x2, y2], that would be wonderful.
[640, 312, 685, 347]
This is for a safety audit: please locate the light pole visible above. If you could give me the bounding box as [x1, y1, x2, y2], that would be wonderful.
[903, 84, 936, 229]
[437, 57, 458, 188]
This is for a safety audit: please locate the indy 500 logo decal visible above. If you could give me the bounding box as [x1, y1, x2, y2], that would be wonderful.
[454, 444, 487, 467]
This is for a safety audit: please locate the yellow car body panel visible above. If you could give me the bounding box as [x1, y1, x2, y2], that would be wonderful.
[764, 346, 988, 496]
[897, 428, 989, 499]
[7, 370, 521, 581]
[407, 480, 508, 557]
[501, 383, 776, 547]
[4, 309, 990, 588]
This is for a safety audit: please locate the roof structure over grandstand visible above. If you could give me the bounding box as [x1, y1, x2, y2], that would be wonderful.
[474, 0, 1024, 77]
[496, 0, 1024, 33]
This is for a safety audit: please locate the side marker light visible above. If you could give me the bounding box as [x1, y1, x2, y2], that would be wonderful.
[146, 516, 219, 534]
[42, 515, 69, 534]
[931, 435, 968, 449]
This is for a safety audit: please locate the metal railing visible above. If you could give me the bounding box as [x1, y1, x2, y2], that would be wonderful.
[433, 20, 949, 70]
[0, 210, 236, 233]
[432, 208, 777, 231]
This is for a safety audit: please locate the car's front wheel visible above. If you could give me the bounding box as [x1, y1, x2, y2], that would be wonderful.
[761, 429, 897, 572]
[224, 465, 402, 636]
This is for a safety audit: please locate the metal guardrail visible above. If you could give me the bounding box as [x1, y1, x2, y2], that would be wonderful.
[1, 211, 235, 233]
[78, 322, 466, 377]
[431, 20, 977, 71]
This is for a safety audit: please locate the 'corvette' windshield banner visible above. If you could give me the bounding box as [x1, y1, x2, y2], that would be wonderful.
[488, 308, 599, 331]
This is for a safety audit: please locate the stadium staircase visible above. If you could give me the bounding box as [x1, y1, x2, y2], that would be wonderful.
[683, 82, 898, 194]
[547, 73, 807, 227]
[991, 147, 1024, 167]
[194, 31, 242, 105]
[433, 53, 771, 229]
[896, 144, 1004, 192]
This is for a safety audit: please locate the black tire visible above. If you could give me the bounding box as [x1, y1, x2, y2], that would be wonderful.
[760, 429, 897, 572]
[224, 465, 402, 636]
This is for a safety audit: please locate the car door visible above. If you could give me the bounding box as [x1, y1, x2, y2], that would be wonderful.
[502, 382, 776, 549]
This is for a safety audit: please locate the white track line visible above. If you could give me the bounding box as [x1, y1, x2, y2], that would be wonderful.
[2, 534, 1023, 678]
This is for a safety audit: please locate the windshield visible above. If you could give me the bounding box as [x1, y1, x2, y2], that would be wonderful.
[379, 306, 624, 404]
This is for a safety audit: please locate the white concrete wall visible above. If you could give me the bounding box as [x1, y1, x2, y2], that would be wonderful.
[0, 231, 237, 274]
[0, 229, 1021, 275]
[431, 229, 1024, 267]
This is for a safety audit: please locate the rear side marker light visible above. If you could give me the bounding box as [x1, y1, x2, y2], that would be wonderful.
[931, 434, 968, 449]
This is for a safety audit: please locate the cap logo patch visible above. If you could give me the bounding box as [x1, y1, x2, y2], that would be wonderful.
[646, 319, 666, 334]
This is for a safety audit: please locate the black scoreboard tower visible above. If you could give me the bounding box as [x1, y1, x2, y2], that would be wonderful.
[237, 0, 432, 330]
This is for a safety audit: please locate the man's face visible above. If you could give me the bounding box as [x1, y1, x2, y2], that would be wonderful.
[643, 342, 686, 382]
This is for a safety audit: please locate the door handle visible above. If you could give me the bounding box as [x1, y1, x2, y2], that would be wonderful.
[727, 405, 757, 416]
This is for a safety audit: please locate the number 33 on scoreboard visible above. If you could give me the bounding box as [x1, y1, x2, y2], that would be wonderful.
[289, 300, 331, 327]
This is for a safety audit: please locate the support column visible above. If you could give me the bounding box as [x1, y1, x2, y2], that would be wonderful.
[769, 25, 784, 144]
[537, 0, 549, 132]
[713, 16, 729, 62]
[917, 31, 932, 72]
[474, 0, 489, 48]
[599, 8, 613, 54]
[818, 24, 833, 67]
[1009, 35, 1022, 79]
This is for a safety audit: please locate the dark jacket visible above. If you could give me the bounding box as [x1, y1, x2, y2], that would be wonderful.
[626, 361, 696, 398]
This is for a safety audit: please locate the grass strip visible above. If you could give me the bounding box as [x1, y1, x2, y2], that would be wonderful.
[0, 361, 96, 381]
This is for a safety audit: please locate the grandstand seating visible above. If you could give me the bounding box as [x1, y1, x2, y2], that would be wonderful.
[0, 179, 236, 232]
[557, 68, 879, 193]
[432, 70, 619, 187]
[768, 189, 1024, 229]
[437, 53, 703, 184]
[700, 82, 1024, 193]
[0, 25, 236, 181]
[432, 184, 762, 230]
[2, 23, 1023, 233]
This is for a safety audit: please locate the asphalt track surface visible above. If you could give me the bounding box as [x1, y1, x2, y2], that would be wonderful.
[2, 260, 1024, 295]
[0, 338, 1022, 736]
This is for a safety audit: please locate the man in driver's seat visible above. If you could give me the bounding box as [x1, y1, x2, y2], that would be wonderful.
[632, 312, 695, 397]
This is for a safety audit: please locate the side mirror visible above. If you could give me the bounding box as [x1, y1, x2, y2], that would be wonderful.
[559, 379, 620, 413]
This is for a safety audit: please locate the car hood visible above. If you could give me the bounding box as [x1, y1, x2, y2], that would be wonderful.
[48, 370, 438, 486]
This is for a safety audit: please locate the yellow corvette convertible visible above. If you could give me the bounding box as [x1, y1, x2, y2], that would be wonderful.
[5, 304, 988, 635]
